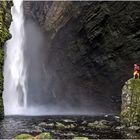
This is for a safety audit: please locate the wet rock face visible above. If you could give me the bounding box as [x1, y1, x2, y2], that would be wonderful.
[121, 79, 140, 126]
[0, 1, 12, 119]
[23, 1, 140, 113]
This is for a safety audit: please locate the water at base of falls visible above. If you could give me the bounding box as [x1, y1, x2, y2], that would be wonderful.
[0, 115, 122, 139]
[3, 0, 27, 115]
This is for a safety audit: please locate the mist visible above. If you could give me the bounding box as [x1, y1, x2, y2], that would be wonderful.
[19, 18, 108, 115]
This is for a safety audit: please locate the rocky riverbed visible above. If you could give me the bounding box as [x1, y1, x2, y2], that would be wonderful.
[0, 115, 140, 139]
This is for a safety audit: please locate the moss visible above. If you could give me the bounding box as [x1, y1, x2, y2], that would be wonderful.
[55, 122, 75, 129]
[121, 78, 140, 126]
[35, 132, 52, 139]
[0, 0, 12, 119]
[14, 134, 34, 139]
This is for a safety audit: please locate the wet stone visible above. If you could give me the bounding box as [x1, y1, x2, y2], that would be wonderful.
[56, 122, 66, 129]
[38, 122, 54, 128]
[14, 134, 34, 139]
[115, 125, 126, 130]
[63, 119, 75, 123]
[87, 120, 109, 129]
[73, 137, 89, 140]
[35, 132, 52, 139]
[114, 116, 120, 122]
[128, 126, 140, 130]
[0, 115, 123, 139]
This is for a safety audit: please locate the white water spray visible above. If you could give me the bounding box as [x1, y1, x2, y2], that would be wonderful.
[3, 0, 27, 115]
[2, 0, 110, 116]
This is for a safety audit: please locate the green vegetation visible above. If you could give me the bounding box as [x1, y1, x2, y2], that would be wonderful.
[0, 0, 12, 119]
[14, 134, 34, 139]
[14, 132, 52, 139]
[14, 132, 90, 139]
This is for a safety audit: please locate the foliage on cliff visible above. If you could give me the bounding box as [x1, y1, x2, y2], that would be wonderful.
[121, 78, 140, 126]
[0, 0, 12, 118]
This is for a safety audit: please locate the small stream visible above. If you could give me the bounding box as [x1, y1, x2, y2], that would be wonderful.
[0, 115, 123, 139]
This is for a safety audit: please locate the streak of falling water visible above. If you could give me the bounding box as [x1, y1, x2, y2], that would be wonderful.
[3, 0, 27, 115]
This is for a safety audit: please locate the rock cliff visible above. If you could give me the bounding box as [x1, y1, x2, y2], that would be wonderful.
[23, 1, 140, 113]
[121, 78, 140, 126]
[0, 0, 12, 118]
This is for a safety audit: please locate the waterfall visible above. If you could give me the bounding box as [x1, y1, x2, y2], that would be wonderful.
[2, 1, 107, 116]
[3, 0, 27, 115]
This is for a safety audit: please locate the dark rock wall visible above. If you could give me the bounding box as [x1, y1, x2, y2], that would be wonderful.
[23, 1, 140, 114]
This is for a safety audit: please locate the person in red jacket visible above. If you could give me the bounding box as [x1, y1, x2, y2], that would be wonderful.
[134, 64, 140, 79]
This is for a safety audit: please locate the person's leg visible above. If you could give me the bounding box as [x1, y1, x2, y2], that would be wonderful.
[135, 71, 139, 79]
[134, 71, 136, 79]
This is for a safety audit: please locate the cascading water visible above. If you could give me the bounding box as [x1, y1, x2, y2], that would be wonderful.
[2, 0, 109, 116]
[3, 0, 27, 115]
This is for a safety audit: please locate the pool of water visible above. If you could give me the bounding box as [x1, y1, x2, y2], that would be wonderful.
[0, 115, 122, 139]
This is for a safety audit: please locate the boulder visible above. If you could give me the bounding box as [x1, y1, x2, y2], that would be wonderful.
[14, 134, 33, 139]
[121, 78, 140, 126]
[87, 120, 109, 129]
[35, 132, 52, 139]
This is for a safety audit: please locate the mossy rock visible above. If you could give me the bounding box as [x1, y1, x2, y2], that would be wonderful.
[87, 120, 109, 129]
[35, 132, 52, 139]
[55, 122, 75, 129]
[0, 0, 12, 119]
[56, 122, 66, 129]
[73, 137, 89, 140]
[14, 134, 34, 139]
[67, 124, 75, 129]
[121, 78, 140, 126]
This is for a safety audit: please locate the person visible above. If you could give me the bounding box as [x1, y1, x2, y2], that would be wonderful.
[133, 64, 140, 79]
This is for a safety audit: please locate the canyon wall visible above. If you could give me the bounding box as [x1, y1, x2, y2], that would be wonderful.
[23, 1, 140, 114]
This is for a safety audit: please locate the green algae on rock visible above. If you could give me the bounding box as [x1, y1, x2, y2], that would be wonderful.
[14, 134, 34, 139]
[87, 120, 109, 129]
[35, 132, 52, 139]
[55, 122, 75, 129]
[121, 78, 140, 126]
[0, 0, 12, 119]
[14, 132, 52, 139]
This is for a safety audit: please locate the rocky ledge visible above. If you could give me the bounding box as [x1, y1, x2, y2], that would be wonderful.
[121, 78, 140, 126]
